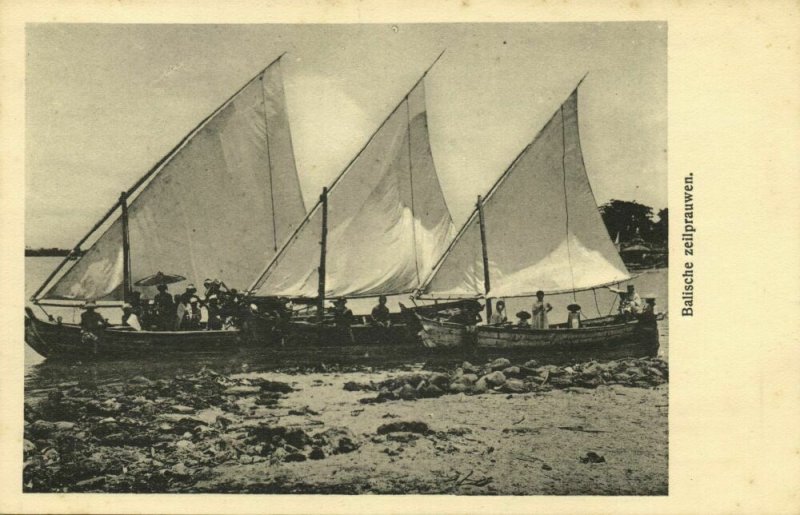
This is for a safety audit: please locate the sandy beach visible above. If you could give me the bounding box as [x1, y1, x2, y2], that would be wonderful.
[24, 356, 667, 495]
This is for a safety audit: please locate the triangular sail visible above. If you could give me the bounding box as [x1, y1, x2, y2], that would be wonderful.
[419, 88, 629, 299]
[249, 79, 455, 299]
[40, 58, 306, 302]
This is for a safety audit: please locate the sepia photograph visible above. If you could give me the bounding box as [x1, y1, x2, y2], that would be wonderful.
[22, 22, 669, 495]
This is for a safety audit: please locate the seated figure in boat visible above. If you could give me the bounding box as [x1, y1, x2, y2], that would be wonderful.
[489, 300, 508, 325]
[206, 294, 223, 330]
[180, 296, 203, 330]
[566, 303, 582, 329]
[620, 284, 643, 317]
[332, 298, 355, 343]
[154, 283, 174, 330]
[531, 290, 553, 329]
[129, 290, 144, 318]
[140, 299, 159, 330]
[181, 284, 198, 304]
[370, 295, 391, 327]
[80, 300, 107, 346]
[515, 310, 531, 328]
[641, 295, 657, 320]
[121, 302, 142, 330]
[447, 305, 482, 325]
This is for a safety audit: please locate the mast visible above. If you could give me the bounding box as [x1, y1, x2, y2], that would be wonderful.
[32, 54, 288, 304]
[317, 187, 328, 323]
[477, 195, 492, 321]
[119, 192, 132, 303]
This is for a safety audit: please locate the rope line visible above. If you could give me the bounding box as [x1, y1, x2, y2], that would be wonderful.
[259, 72, 279, 252]
[561, 105, 577, 302]
[406, 99, 422, 285]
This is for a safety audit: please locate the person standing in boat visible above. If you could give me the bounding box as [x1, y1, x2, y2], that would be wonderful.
[206, 294, 223, 330]
[181, 284, 198, 304]
[80, 300, 107, 350]
[121, 303, 142, 330]
[181, 296, 202, 330]
[370, 295, 391, 327]
[489, 300, 508, 325]
[332, 298, 355, 343]
[531, 290, 553, 329]
[154, 283, 174, 330]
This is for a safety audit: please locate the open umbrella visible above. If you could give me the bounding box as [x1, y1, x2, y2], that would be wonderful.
[134, 271, 186, 287]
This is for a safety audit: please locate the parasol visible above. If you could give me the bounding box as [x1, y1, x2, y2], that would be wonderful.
[134, 271, 186, 287]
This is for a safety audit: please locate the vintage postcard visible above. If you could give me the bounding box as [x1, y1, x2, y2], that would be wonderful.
[0, 1, 797, 514]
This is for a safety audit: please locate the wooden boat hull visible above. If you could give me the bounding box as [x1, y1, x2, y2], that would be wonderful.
[25, 307, 249, 359]
[416, 312, 659, 361]
[415, 314, 475, 348]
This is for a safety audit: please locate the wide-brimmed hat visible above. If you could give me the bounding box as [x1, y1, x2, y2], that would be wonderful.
[567, 303, 582, 312]
[516, 310, 531, 320]
[83, 300, 98, 309]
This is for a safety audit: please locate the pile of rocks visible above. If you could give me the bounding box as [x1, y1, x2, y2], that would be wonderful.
[354, 357, 668, 403]
[23, 367, 356, 493]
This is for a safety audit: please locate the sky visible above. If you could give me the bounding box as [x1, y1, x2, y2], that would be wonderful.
[25, 22, 666, 248]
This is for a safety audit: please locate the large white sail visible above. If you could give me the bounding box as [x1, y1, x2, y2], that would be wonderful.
[40, 58, 306, 302]
[419, 88, 630, 299]
[249, 79, 455, 299]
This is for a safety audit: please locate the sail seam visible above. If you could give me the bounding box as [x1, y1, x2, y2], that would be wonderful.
[406, 99, 422, 285]
[561, 105, 578, 301]
[260, 73, 279, 251]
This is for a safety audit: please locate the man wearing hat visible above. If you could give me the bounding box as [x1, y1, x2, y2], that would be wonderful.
[567, 303, 583, 329]
[515, 310, 531, 328]
[80, 300, 107, 350]
[206, 294, 223, 330]
[180, 296, 202, 330]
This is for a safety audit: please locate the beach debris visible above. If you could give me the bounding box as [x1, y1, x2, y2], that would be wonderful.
[580, 451, 606, 464]
[352, 357, 668, 404]
[376, 421, 430, 435]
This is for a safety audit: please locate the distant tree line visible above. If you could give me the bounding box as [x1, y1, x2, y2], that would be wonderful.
[25, 247, 85, 257]
[599, 200, 668, 248]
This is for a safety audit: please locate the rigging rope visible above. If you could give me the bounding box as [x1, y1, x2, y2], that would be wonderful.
[406, 98, 422, 285]
[561, 105, 578, 302]
[260, 72, 279, 252]
[592, 287, 601, 316]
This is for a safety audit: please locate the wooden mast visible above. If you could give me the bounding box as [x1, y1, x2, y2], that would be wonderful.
[317, 187, 328, 323]
[119, 191, 132, 303]
[477, 195, 492, 321]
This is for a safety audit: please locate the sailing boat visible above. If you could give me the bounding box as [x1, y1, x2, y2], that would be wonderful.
[247, 55, 456, 347]
[25, 54, 307, 358]
[414, 80, 659, 358]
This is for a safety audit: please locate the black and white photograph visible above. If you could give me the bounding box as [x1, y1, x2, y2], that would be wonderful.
[20, 22, 670, 495]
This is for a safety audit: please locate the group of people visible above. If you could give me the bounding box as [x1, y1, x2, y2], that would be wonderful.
[487, 290, 556, 329]
[117, 278, 250, 332]
[484, 285, 656, 330]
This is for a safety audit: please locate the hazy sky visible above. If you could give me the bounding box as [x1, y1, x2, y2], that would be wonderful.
[26, 23, 666, 248]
